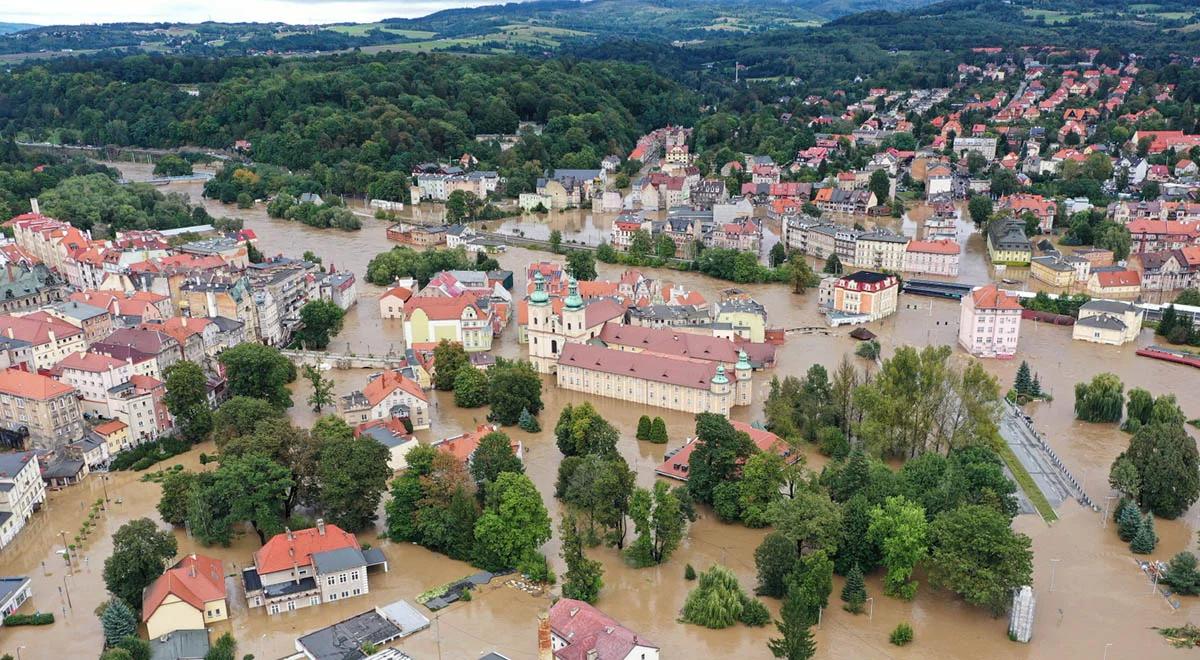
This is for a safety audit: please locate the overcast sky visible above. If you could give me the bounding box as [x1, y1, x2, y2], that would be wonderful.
[0, 1, 523, 26]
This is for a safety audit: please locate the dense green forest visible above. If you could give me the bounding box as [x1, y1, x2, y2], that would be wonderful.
[0, 53, 696, 196]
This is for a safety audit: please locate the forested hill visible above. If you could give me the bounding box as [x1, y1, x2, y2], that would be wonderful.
[0, 0, 942, 58]
[0, 52, 696, 195]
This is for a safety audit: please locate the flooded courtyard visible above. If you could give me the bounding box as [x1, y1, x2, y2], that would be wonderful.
[1, 162, 1197, 659]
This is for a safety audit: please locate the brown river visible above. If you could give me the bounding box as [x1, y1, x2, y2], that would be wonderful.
[1, 162, 1197, 659]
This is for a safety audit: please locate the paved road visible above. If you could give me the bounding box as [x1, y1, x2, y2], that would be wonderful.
[999, 401, 1090, 515]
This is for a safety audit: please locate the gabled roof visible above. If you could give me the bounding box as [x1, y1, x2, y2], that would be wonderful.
[557, 343, 718, 391]
[0, 313, 82, 345]
[549, 599, 658, 660]
[254, 523, 359, 575]
[970, 284, 1022, 310]
[1094, 270, 1141, 288]
[56, 351, 128, 373]
[361, 369, 428, 406]
[655, 420, 795, 481]
[403, 293, 482, 321]
[0, 368, 73, 400]
[142, 554, 226, 622]
[598, 323, 738, 364]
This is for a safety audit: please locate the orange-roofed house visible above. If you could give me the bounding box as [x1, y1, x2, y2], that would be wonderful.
[433, 423, 523, 466]
[958, 284, 1022, 358]
[92, 419, 130, 456]
[1086, 269, 1142, 299]
[339, 369, 430, 430]
[402, 294, 492, 352]
[378, 285, 413, 320]
[242, 519, 388, 615]
[0, 368, 84, 449]
[143, 554, 228, 638]
[656, 420, 799, 482]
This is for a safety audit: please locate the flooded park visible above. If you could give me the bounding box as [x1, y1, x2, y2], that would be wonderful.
[1, 161, 1198, 659]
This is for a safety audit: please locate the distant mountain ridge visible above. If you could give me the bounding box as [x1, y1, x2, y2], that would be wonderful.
[0, 22, 38, 35]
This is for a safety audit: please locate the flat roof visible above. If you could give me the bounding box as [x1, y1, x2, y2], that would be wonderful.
[296, 609, 404, 660]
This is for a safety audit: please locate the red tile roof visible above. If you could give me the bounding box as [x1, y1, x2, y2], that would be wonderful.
[655, 421, 794, 481]
[557, 343, 719, 391]
[0, 313, 83, 345]
[1094, 270, 1141, 288]
[403, 293, 482, 321]
[970, 284, 1022, 310]
[906, 239, 961, 255]
[142, 554, 226, 622]
[254, 524, 358, 575]
[362, 369, 428, 406]
[93, 420, 128, 435]
[0, 368, 74, 400]
[433, 424, 521, 463]
[549, 599, 657, 660]
[379, 286, 413, 302]
[598, 323, 738, 364]
[56, 351, 128, 373]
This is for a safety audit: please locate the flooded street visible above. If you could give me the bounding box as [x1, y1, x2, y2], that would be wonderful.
[1, 161, 1197, 659]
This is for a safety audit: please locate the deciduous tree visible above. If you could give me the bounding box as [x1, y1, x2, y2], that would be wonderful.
[103, 519, 178, 611]
[163, 361, 212, 443]
[927, 505, 1033, 615]
[218, 343, 296, 409]
[867, 496, 927, 600]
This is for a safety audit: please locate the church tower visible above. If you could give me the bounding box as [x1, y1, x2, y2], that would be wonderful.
[527, 271, 556, 373]
[562, 277, 587, 342]
[709, 364, 732, 415]
[735, 350, 753, 407]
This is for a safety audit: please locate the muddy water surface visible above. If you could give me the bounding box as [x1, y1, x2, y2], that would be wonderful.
[1, 163, 1196, 659]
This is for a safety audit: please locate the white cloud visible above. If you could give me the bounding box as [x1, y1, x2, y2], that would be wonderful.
[0, 0, 519, 26]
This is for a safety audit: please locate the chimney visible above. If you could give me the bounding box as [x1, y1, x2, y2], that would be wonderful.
[285, 527, 294, 541]
[29, 198, 39, 215]
[316, 518, 326, 536]
[537, 612, 553, 660]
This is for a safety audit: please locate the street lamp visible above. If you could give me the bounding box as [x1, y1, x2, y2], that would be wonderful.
[101, 474, 109, 506]
[866, 597, 874, 622]
[59, 530, 71, 573]
[1103, 495, 1118, 527]
[1049, 558, 1061, 592]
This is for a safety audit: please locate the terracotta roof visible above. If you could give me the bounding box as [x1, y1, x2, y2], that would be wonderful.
[583, 299, 627, 329]
[56, 351, 128, 373]
[254, 524, 359, 575]
[549, 599, 657, 660]
[433, 424, 520, 463]
[0, 313, 83, 345]
[970, 284, 1022, 310]
[557, 343, 718, 391]
[906, 239, 961, 255]
[1126, 219, 1198, 236]
[598, 323, 738, 364]
[1094, 270, 1142, 288]
[129, 374, 163, 390]
[0, 368, 74, 400]
[142, 554, 226, 622]
[379, 286, 413, 302]
[403, 293, 482, 321]
[655, 420, 794, 481]
[362, 369, 427, 406]
[93, 420, 128, 435]
[143, 317, 213, 344]
[92, 327, 177, 356]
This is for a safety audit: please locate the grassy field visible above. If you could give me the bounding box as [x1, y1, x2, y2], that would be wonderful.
[326, 23, 437, 39]
[997, 442, 1059, 523]
[1021, 8, 1093, 24]
[359, 24, 591, 54]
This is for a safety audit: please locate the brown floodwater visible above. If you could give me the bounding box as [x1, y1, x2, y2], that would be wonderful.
[2, 162, 1196, 659]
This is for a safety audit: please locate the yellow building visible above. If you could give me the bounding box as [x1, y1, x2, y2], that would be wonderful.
[92, 420, 130, 455]
[713, 299, 768, 343]
[142, 554, 228, 639]
[402, 294, 492, 352]
[986, 220, 1032, 266]
[1030, 256, 1075, 288]
[556, 343, 751, 416]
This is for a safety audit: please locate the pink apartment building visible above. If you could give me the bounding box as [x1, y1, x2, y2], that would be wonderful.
[958, 284, 1022, 358]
